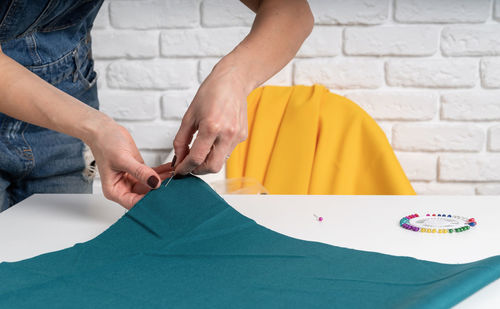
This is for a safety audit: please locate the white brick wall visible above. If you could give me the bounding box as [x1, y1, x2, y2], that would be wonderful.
[92, 0, 500, 195]
[394, 0, 490, 23]
[481, 58, 500, 88]
[385, 59, 478, 88]
[344, 27, 439, 56]
[441, 26, 500, 56]
[294, 59, 384, 89]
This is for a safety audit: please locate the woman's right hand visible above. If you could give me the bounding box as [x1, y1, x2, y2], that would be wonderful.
[86, 119, 174, 209]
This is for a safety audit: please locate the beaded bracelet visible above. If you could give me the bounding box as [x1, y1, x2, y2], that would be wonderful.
[399, 213, 477, 234]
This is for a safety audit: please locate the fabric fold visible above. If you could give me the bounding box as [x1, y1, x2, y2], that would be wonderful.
[227, 84, 415, 195]
[0, 175, 499, 308]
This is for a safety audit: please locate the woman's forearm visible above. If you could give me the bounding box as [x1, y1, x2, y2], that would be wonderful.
[212, 0, 314, 95]
[0, 46, 110, 144]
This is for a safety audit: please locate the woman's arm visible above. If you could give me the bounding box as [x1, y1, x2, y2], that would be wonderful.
[0, 44, 108, 142]
[0, 45, 171, 209]
[172, 0, 314, 175]
[233, 0, 314, 92]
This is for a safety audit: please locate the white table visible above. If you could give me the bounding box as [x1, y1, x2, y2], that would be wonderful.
[1, 194, 499, 308]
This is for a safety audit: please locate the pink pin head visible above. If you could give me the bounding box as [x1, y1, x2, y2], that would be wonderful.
[313, 214, 323, 222]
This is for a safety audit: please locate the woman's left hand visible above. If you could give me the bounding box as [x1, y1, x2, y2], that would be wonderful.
[172, 60, 250, 175]
[87, 121, 174, 209]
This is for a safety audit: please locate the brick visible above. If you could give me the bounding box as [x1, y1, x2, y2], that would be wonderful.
[412, 182, 475, 195]
[294, 59, 383, 89]
[199, 58, 292, 88]
[122, 122, 180, 149]
[386, 60, 477, 88]
[107, 60, 197, 90]
[93, 2, 109, 29]
[393, 124, 484, 151]
[161, 91, 196, 120]
[476, 184, 500, 195]
[98, 91, 159, 120]
[296, 26, 342, 57]
[395, 152, 437, 181]
[489, 125, 500, 151]
[308, 0, 389, 25]
[160, 28, 249, 57]
[198, 58, 220, 83]
[439, 155, 500, 181]
[140, 151, 164, 167]
[481, 58, 500, 88]
[344, 27, 438, 56]
[377, 122, 392, 142]
[345, 91, 437, 120]
[92, 31, 159, 59]
[262, 62, 293, 86]
[201, 0, 254, 27]
[93, 60, 110, 89]
[441, 92, 500, 121]
[395, 0, 490, 23]
[442, 26, 500, 56]
[496, 0, 500, 21]
[110, 0, 199, 29]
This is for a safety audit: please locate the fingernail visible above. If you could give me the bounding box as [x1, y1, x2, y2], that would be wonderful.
[147, 176, 159, 188]
[172, 155, 177, 168]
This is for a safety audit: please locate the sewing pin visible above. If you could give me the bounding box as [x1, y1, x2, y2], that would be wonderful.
[313, 214, 324, 222]
[164, 172, 175, 187]
[164, 155, 177, 188]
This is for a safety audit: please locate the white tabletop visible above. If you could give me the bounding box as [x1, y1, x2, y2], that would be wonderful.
[1, 194, 499, 308]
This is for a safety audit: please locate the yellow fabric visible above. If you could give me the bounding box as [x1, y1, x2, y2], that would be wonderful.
[226, 84, 415, 195]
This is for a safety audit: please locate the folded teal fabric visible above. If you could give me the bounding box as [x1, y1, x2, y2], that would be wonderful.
[1, 175, 500, 308]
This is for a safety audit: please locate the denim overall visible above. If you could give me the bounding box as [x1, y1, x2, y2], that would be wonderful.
[0, 0, 103, 211]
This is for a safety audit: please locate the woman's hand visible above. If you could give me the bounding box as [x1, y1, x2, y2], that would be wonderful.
[173, 60, 249, 175]
[172, 0, 313, 176]
[87, 119, 174, 209]
[0, 45, 173, 209]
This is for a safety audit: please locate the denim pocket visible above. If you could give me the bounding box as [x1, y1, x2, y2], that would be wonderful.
[76, 56, 97, 91]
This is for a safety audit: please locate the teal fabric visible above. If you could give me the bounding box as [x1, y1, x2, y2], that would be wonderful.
[1, 175, 500, 308]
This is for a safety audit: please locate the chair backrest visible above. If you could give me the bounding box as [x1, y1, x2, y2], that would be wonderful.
[227, 84, 415, 195]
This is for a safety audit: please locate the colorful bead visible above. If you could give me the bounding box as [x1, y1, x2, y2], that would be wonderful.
[400, 213, 476, 234]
